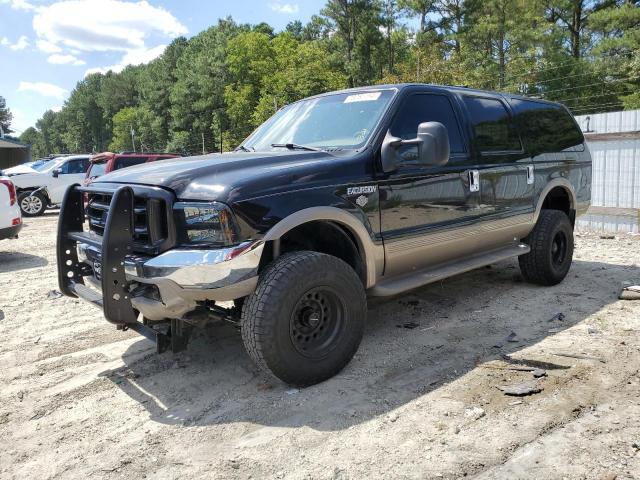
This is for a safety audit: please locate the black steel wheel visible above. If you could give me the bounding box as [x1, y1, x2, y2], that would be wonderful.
[519, 209, 574, 286]
[241, 251, 366, 386]
[290, 287, 345, 359]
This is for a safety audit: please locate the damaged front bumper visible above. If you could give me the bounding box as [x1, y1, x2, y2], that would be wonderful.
[57, 184, 263, 331]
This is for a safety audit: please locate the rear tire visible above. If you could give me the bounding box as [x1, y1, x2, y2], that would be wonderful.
[519, 210, 574, 286]
[18, 191, 47, 217]
[241, 251, 366, 386]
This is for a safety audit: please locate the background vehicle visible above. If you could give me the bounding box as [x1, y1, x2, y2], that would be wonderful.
[12, 154, 90, 216]
[0, 176, 22, 240]
[84, 152, 180, 185]
[58, 84, 591, 387]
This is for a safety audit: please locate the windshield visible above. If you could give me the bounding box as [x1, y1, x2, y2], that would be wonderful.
[35, 158, 63, 172]
[242, 89, 396, 151]
[88, 162, 107, 178]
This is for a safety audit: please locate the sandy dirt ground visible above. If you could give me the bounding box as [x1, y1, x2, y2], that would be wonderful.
[1, 213, 639, 480]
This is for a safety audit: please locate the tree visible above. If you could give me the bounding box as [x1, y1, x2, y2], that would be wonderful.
[0, 96, 13, 134]
[19, 127, 46, 158]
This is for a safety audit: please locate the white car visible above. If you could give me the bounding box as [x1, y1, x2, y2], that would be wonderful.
[0, 176, 22, 240]
[7, 155, 90, 216]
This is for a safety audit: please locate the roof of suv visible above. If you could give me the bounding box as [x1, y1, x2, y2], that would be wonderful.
[307, 83, 563, 107]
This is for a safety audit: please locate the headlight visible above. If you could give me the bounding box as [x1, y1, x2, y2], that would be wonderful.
[173, 202, 239, 246]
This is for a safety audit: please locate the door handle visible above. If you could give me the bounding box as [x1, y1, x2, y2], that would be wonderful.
[526, 165, 535, 185]
[469, 170, 480, 192]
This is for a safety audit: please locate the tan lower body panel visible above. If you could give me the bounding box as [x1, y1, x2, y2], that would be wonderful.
[382, 213, 534, 278]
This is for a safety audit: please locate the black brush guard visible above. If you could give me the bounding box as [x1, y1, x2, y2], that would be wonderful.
[56, 184, 190, 353]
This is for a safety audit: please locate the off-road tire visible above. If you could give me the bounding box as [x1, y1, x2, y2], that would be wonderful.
[18, 190, 47, 217]
[519, 209, 574, 286]
[241, 251, 367, 386]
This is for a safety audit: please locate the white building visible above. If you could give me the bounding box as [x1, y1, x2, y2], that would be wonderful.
[573, 109, 640, 233]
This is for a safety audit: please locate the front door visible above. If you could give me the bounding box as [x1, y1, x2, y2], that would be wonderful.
[48, 157, 90, 204]
[379, 91, 490, 277]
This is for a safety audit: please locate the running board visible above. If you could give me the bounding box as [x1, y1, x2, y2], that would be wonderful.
[369, 243, 530, 297]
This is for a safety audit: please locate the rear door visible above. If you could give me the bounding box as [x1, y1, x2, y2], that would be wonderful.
[459, 94, 534, 222]
[379, 90, 488, 276]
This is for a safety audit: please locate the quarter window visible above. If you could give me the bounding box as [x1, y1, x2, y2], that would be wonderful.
[390, 94, 465, 158]
[463, 96, 522, 152]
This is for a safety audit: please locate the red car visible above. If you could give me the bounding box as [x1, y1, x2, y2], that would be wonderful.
[84, 152, 180, 185]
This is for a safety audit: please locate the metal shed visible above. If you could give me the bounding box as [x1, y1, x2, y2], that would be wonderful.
[574, 109, 640, 233]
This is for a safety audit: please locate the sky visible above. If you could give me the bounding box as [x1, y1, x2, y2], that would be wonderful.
[0, 0, 327, 135]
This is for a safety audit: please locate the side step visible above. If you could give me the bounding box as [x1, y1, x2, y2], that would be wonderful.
[369, 243, 530, 297]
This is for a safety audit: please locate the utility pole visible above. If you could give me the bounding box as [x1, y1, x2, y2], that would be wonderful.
[130, 125, 136, 152]
[202, 132, 205, 155]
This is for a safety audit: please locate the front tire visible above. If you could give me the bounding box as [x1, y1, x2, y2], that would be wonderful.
[18, 191, 47, 217]
[519, 210, 574, 286]
[241, 251, 366, 386]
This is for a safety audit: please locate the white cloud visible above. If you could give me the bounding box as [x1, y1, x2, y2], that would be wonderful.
[1, 35, 30, 50]
[84, 44, 166, 76]
[0, 0, 36, 11]
[10, 35, 29, 50]
[18, 81, 68, 99]
[47, 53, 85, 65]
[36, 39, 62, 53]
[33, 0, 187, 53]
[269, 2, 299, 14]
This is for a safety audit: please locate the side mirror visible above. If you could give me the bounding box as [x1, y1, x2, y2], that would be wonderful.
[380, 121, 450, 173]
[52, 168, 61, 178]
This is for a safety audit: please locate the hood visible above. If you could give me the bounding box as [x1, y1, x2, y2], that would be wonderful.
[3, 164, 37, 176]
[95, 150, 365, 202]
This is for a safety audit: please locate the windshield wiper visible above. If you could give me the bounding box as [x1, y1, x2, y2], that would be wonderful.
[270, 143, 321, 152]
[234, 145, 254, 152]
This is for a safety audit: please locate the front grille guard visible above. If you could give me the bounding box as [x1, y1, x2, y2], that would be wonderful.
[57, 183, 196, 353]
[58, 184, 138, 325]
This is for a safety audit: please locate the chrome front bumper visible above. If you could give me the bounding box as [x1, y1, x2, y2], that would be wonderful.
[77, 240, 264, 320]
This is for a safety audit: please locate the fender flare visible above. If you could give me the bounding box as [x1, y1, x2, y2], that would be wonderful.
[262, 206, 384, 288]
[533, 178, 577, 224]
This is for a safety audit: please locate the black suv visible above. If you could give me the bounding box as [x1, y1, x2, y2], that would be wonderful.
[57, 84, 591, 386]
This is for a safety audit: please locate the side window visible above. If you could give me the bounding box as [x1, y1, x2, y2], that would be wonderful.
[510, 99, 584, 154]
[114, 156, 147, 170]
[463, 96, 521, 152]
[60, 159, 83, 174]
[389, 93, 465, 163]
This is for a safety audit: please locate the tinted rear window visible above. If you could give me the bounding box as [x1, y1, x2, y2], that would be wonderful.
[463, 96, 522, 152]
[114, 156, 148, 170]
[510, 99, 584, 154]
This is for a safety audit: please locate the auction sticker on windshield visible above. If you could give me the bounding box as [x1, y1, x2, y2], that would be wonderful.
[344, 92, 382, 103]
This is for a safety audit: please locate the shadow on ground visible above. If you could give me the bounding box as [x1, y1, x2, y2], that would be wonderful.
[0, 250, 48, 273]
[99, 258, 634, 431]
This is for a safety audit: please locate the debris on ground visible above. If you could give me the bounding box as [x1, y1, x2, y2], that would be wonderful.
[587, 326, 599, 335]
[619, 283, 640, 300]
[285, 388, 299, 395]
[464, 406, 486, 420]
[497, 383, 543, 396]
[46, 290, 62, 300]
[396, 321, 420, 329]
[551, 351, 606, 364]
[505, 331, 520, 343]
[599, 235, 616, 240]
[532, 369, 547, 378]
[548, 312, 566, 322]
